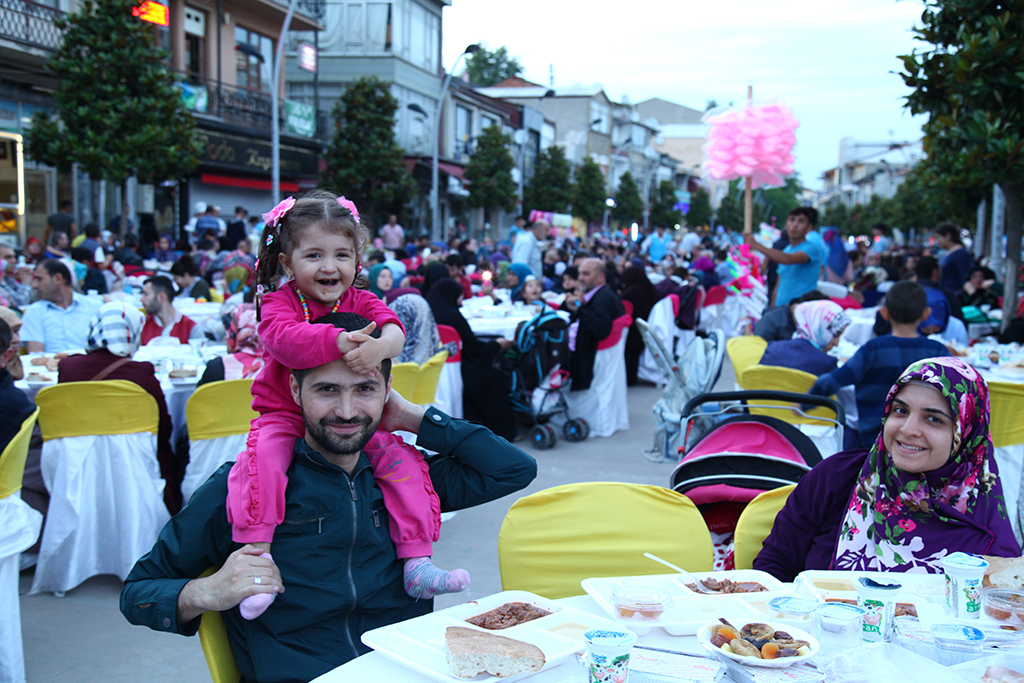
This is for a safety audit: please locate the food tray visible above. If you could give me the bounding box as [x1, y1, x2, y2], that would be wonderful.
[360, 590, 620, 683]
[794, 570, 944, 603]
[697, 621, 821, 668]
[581, 573, 764, 636]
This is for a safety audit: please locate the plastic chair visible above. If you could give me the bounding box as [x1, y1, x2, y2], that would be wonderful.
[197, 567, 242, 683]
[182, 380, 257, 503]
[435, 325, 463, 418]
[564, 315, 631, 438]
[389, 362, 419, 400]
[727, 336, 767, 386]
[30, 380, 170, 594]
[739, 365, 837, 425]
[412, 350, 448, 405]
[498, 482, 713, 599]
[733, 484, 796, 570]
[989, 381, 1024, 544]
[0, 408, 42, 683]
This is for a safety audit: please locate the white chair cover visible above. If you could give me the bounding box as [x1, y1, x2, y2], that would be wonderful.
[561, 333, 630, 438]
[699, 296, 743, 337]
[0, 494, 41, 683]
[994, 444, 1024, 546]
[182, 433, 247, 504]
[30, 433, 170, 594]
[433, 361, 464, 419]
[638, 297, 679, 386]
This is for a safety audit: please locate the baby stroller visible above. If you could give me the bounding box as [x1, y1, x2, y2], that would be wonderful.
[669, 390, 844, 567]
[505, 310, 588, 450]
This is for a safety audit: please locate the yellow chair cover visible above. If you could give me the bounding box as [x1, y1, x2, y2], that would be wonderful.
[198, 567, 242, 683]
[35, 381, 158, 441]
[0, 408, 40, 500]
[209, 289, 225, 304]
[186, 379, 257, 441]
[990, 381, 1024, 448]
[740, 365, 837, 425]
[732, 484, 796, 570]
[412, 350, 448, 405]
[727, 336, 767, 387]
[498, 482, 713, 599]
[390, 362, 419, 400]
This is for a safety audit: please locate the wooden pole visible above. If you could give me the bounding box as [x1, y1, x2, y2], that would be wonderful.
[743, 84, 753, 234]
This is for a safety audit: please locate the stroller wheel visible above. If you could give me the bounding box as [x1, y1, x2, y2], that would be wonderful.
[575, 418, 590, 440]
[543, 424, 557, 448]
[563, 419, 586, 442]
[530, 426, 551, 450]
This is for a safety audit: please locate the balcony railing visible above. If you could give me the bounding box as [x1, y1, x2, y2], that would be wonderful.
[0, 0, 64, 52]
[177, 73, 319, 140]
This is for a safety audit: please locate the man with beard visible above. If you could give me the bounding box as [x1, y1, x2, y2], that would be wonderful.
[139, 275, 203, 345]
[120, 312, 537, 683]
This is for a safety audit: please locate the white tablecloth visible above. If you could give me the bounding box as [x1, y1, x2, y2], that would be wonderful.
[840, 307, 879, 346]
[464, 307, 568, 340]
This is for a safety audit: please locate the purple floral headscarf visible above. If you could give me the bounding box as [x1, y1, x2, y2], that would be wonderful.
[833, 357, 1019, 572]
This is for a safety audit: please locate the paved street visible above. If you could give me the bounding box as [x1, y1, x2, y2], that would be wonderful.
[19, 363, 734, 682]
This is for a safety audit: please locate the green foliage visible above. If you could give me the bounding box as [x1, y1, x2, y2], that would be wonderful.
[713, 178, 803, 231]
[612, 172, 643, 225]
[26, 0, 198, 198]
[573, 157, 606, 224]
[649, 180, 682, 228]
[464, 45, 523, 87]
[524, 145, 573, 214]
[465, 124, 517, 215]
[321, 76, 415, 227]
[687, 187, 713, 229]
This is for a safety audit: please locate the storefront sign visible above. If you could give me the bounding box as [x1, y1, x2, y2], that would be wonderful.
[298, 42, 317, 73]
[178, 82, 209, 113]
[0, 101, 17, 133]
[284, 100, 316, 138]
[195, 130, 318, 178]
[133, 1, 169, 27]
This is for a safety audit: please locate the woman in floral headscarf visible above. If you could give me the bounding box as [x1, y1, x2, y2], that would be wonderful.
[198, 303, 264, 383]
[759, 300, 851, 377]
[755, 357, 1019, 581]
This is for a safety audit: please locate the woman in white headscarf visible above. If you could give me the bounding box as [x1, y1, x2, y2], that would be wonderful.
[759, 300, 851, 377]
[57, 302, 182, 512]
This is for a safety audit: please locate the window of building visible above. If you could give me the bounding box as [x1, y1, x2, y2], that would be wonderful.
[184, 6, 206, 81]
[480, 114, 497, 133]
[590, 100, 610, 135]
[235, 26, 274, 92]
[397, 0, 439, 73]
[455, 105, 472, 158]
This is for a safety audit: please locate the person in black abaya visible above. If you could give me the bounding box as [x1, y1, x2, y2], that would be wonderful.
[425, 279, 516, 440]
[619, 266, 663, 386]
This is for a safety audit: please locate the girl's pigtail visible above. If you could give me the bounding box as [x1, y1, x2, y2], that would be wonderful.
[254, 222, 281, 321]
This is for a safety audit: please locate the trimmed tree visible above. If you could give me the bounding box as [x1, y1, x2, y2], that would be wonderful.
[687, 187, 713, 229]
[573, 157, 606, 225]
[649, 179, 683, 228]
[465, 123, 516, 224]
[26, 0, 199, 237]
[465, 45, 523, 87]
[322, 76, 415, 229]
[524, 145, 573, 215]
[612, 172, 643, 226]
[899, 0, 1024, 324]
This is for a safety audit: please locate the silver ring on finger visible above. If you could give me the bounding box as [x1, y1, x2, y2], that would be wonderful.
[254, 576, 262, 585]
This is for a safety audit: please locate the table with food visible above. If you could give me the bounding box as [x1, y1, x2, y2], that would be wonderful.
[312, 558, 1024, 683]
[460, 295, 569, 340]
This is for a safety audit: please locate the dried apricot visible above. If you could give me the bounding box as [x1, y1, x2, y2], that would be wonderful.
[716, 627, 739, 641]
[761, 643, 779, 659]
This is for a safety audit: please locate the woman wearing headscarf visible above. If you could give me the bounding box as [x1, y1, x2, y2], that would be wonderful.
[420, 262, 451, 296]
[24, 236, 43, 265]
[199, 303, 265, 384]
[756, 357, 1019, 581]
[691, 255, 720, 289]
[620, 266, 664, 386]
[759, 300, 851, 377]
[425, 279, 515, 440]
[383, 258, 408, 288]
[389, 293, 441, 365]
[505, 263, 533, 300]
[57, 302, 181, 513]
[367, 264, 394, 299]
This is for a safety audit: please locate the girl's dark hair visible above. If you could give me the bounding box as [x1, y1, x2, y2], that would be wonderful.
[934, 222, 964, 245]
[255, 189, 367, 294]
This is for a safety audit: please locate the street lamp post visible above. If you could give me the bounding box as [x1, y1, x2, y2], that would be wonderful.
[431, 44, 480, 242]
[270, 0, 300, 205]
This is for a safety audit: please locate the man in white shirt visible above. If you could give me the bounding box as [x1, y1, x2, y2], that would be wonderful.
[379, 215, 405, 251]
[679, 229, 703, 257]
[511, 219, 547, 280]
[20, 259, 102, 352]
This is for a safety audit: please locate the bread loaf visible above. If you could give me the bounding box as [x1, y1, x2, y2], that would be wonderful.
[445, 626, 545, 678]
[983, 555, 1024, 589]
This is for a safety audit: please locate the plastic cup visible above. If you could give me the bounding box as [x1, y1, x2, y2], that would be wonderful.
[814, 603, 866, 651]
[767, 596, 818, 624]
[941, 552, 988, 619]
[582, 629, 637, 683]
[930, 623, 985, 666]
[856, 577, 901, 642]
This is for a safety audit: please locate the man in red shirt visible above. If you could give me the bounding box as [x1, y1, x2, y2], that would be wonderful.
[140, 275, 201, 345]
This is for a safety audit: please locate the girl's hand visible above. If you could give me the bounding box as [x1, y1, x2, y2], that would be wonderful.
[343, 336, 386, 376]
[336, 321, 376, 355]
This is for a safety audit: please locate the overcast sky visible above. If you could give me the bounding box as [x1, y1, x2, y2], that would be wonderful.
[442, 0, 929, 190]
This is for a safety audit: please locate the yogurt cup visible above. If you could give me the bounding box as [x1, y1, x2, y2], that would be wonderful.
[582, 629, 637, 683]
[941, 552, 988, 619]
[814, 603, 866, 651]
[856, 577, 901, 642]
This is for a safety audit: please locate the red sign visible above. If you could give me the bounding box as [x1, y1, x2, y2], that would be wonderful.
[133, 1, 169, 27]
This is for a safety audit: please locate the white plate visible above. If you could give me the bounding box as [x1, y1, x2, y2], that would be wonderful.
[794, 570, 943, 603]
[361, 590, 620, 683]
[696, 621, 820, 668]
[581, 574, 762, 636]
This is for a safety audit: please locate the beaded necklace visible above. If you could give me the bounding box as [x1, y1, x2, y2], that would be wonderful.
[296, 289, 342, 322]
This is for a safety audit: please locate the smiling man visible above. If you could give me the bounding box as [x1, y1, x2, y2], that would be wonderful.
[120, 312, 537, 683]
[744, 207, 824, 307]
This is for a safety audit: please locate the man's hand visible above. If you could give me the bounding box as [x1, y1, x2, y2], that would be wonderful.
[379, 388, 427, 434]
[335, 321, 376, 356]
[743, 232, 758, 249]
[15, 266, 32, 284]
[176, 545, 283, 623]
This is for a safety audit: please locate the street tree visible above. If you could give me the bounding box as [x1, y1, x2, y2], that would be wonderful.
[465, 124, 517, 224]
[899, 0, 1024, 324]
[649, 180, 683, 228]
[612, 172, 643, 226]
[322, 76, 415, 228]
[26, 0, 199, 237]
[687, 187, 713, 229]
[573, 158, 606, 225]
[465, 45, 523, 86]
[524, 145, 572, 215]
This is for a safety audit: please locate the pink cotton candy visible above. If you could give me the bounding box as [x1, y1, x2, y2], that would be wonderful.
[702, 99, 800, 189]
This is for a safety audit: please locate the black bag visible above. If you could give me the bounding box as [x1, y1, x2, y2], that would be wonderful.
[676, 284, 702, 330]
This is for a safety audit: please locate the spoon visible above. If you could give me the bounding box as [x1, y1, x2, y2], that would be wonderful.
[643, 552, 716, 594]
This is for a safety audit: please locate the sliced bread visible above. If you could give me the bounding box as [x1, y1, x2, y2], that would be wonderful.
[445, 626, 545, 679]
[983, 555, 1024, 589]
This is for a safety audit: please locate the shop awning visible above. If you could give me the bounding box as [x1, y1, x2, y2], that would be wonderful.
[201, 173, 299, 192]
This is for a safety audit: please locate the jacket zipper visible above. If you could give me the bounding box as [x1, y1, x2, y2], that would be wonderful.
[343, 476, 359, 660]
[280, 517, 324, 533]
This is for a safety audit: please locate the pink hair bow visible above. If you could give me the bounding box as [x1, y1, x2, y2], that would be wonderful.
[337, 196, 360, 223]
[262, 196, 296, 231]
